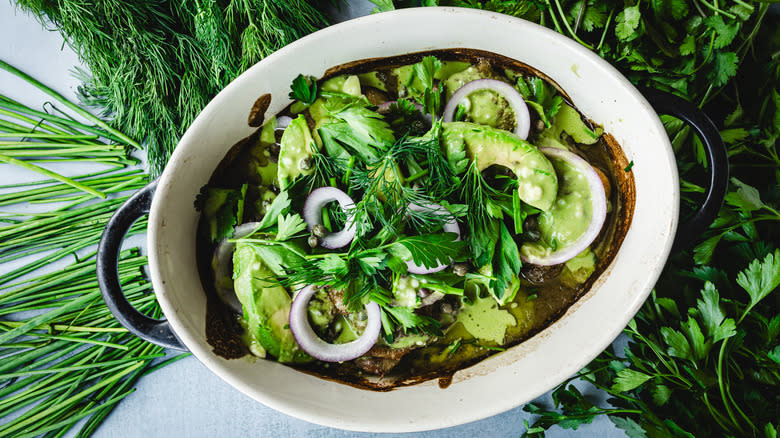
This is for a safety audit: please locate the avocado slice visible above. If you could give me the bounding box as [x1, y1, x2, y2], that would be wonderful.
[277, 115, 316, 190]
[233, 241, 311, 363]
[537, 104, 602, 149]
[321, 74, 362, 97]
[442, 122, 558, 211]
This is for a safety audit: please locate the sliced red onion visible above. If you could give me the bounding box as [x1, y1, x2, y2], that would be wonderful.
[275, 115, 293, 131]
[520, 148, 608, 266]
[212, 222, 262, 313]
[442, 79, 531, 139]
[303, 187, 356, 249]
[289, 285, 381, 362]
[405, 203, 461, 274]
[377, 100, 433, 124]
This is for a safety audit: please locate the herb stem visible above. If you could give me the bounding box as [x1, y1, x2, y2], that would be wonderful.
[0, 59, 141, 149]
[551, 0, 594, 49]
[0, 153, 105, 198]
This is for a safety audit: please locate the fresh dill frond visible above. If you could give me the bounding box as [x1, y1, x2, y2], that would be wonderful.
[18, 0, 330, 176]
[346, 133, 456, 238]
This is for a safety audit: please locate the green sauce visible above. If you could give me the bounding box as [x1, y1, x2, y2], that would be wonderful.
[521, 154, 595, 259]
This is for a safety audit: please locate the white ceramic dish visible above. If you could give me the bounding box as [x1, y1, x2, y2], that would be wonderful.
[97, 7, 727, 432]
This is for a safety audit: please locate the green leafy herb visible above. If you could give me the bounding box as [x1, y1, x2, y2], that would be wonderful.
[0, 64, 186, 437]
[16, 0, 330, 176]
[383, 305, 443, 336]
[515, 76, 563, 127]
[412, 55, 443, 115]
[288, 74, 318, 105]
[383, 98, 429, 136]
[368, 2, 779, 435]
[490, 222, 522, 300]
[275, 213, 307, 241]
[391, 233, 466, 269]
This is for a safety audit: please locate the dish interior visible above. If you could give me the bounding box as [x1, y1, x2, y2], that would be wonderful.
[195, 48, 636, 390]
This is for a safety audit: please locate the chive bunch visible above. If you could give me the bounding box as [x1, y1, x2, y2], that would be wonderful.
[0, 61, 185, 437]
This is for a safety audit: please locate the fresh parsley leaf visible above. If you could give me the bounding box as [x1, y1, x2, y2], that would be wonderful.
[568, 0, 607, 32]
[768, 345, 780, 365]
[710, 51, 739, 87]
[611, 368, 654, 393]
[681, 316, 708, 360]
[693, 234, 722, 265]
[615, 6, 641, 41]
[736, 248, 780, 321]
[515, 76, 563, 127]
[609, 416, 648, 438]
[256, 190, 291, 231]
[412, 55, 443, 114]
[288, 74, 318, 105]
[650, 383, 673, 406]
[383, 98, 428, 136]
[653, 297, 679, 320]
[490, 222, 522, 300]
[250, 243, 306, 277]
[356, 249, 387, 275]
[275, 213, 306, 241]
[705, 16, 740, 49]
[316, 254, 349, 276]
[383, 305, 443, 336]
[322, 103, 394, 162]
[695, 282, 736, 343]
[724, 178, 765, 214]
[368, 0, 395, 12]
[660, 326, 693, 361]
[719, 128, 750, 144]
[391, 233, 465, 269]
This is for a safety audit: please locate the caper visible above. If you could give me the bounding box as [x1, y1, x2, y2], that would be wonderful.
[267, 143, 280, 163]
[525, 229, 541, 242]
[523, 215, 538, 230]
[535, 119, 546, 131]
[312, 224, 327, 238]
[307, 234, 319, 248]
[452, 263, 469, 277]
[299, 157, 313, 170]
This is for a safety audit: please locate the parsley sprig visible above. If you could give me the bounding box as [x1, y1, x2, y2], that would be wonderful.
[288, 74, 319, 105]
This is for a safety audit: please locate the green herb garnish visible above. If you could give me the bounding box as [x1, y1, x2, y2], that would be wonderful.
[288, 74, 319, 105]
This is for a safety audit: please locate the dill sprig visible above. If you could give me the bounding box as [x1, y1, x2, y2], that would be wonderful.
[16, 0, 331, 175]
[347, 131, 459, 238]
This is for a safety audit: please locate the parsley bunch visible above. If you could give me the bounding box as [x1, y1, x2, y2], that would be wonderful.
[373, 2, 779, 436]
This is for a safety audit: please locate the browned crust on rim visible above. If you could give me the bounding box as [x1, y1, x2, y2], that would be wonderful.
[248, 93, 272, 127]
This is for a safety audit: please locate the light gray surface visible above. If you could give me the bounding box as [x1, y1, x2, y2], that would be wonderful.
[0, 2, 626, 437]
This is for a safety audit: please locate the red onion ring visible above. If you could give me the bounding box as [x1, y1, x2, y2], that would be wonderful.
[303, 187, 356, 249]
[520, 148, 607, 266]
[212, 222, 262, 313]
[289, 285, 381, 362]
[405, 203, 461, 274]
[442, 79, 531, 139]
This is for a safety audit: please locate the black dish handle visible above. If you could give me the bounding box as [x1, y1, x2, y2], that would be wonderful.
[639, 88, 729, 250]
[97, 181, 187, 351]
